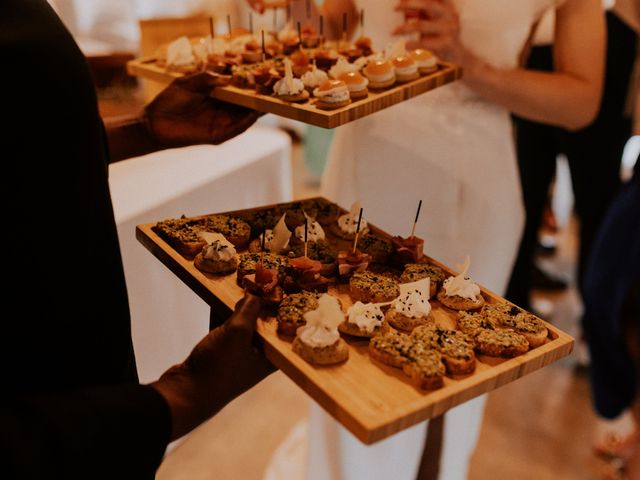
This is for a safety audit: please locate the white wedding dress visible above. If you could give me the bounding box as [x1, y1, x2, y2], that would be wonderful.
[266, 1, 562, 479]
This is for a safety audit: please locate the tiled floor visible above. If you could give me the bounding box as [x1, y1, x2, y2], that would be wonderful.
[154, 141, 635, 480]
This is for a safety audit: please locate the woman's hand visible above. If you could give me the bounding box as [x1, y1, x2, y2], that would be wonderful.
[393, 0, 466, 65]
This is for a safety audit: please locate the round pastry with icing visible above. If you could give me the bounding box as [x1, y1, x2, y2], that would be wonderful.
[338, 71, 369, 100]
[385, 287, 434, 332]
[194, 237, 238, 274]
[338, 301, 387, 338]
[362, 59, 396, 89]
[392, 55, 420, 82]
[313, 79, 352, 109]
[301, 63, 329, 92]
[409, 48, 438, 74]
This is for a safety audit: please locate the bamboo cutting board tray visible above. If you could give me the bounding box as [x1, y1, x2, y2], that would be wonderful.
[126, 56, 462, 128]
[136, 197, 574, 444]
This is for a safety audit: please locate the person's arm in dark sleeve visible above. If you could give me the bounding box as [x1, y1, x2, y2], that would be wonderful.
[2, 384, 171, 480]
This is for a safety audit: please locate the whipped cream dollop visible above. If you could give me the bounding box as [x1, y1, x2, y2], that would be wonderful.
[167, 36, 195, 66]
[392, 278, 432, 318]
[301, 64, 329, 88]
[198, 232, 237, 262]
[442, 256, 481, 300]
[329, 56, 358, 79]
[337, 201, 368, 235]
[347, 301, 384, 333]
[313, 82, 350, 103]
[274, 57, 305, 95]
[295, 213, 326, 242]
[298, 294, 343, 347]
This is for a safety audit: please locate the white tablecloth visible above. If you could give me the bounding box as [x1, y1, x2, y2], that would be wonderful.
[109, 125, 292, 382]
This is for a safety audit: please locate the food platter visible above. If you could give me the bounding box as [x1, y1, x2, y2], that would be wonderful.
[136, 197, 574, 444]
[126, 56, 461, 129]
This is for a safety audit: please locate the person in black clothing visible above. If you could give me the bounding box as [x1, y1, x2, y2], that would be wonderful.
[1, 0, 275, 478]
[505, 9, 638, 312]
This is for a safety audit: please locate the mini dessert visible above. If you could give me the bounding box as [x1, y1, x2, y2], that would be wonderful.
[253, 64, 282, 95]
[363, 59, 396, 89]
[293, 213, 326, 244]
[328, 56, 358, 80]
[402, 350, 445, 390]
[287, 239, 338, 277]
[164, 36, 199, 73]
[273, 58, 310, 102]
[349, 271, 400, 303]
[282, 35, 301, 55]
[242, 260, 285, 306]
[292, 294, 349, 365]
[153, 214, 250, 257]
[355, 36, 374, 56]
[391, 235, 425, 265]
[248, 212, 291, 254]
[481, 303, 548, 348]
[301, 23, 321, 48]
[392, 55, 420, 83]
[202, 214, 251, 249]
[241, 38, 263, 63]
[285, 255, 333, 293]
[236, 252, 289, 286]
[290, 49, 311, 77]
[409, 48, 438, 74]
[231, 64, 256, 89]
[301, 63, 329, 93]
[299, 199, 341, 225]
[369, 331, 416, 368]
[475, 330, 529, 358]
[338, 71, 369, 100]
[313, 48, 340, 71]
[331, 202, 370, 240]
[153, 216, 207, 258]
[337, 249, 372, 279]
[339, 301, 386, 338]
[456, 311, 497, 341]
[399, 263, 445, 297]
[277, 290, 322, 336]
[428, 328, 476, 375]
[384, 278, 433, 332]
[436, 256, 485, 311]
[193, 232, 238, 274]
[356, 233, 394, 264]
[313, 79, 351, 109]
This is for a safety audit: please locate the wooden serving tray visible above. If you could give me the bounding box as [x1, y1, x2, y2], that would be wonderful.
[127, 56, 462, 129]
[136, 197, 574, 444]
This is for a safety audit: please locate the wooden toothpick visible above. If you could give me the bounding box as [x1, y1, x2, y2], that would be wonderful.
[352, 207, 363, 254]
[304, 217, 309, 258]
[410, 200, 423, 238]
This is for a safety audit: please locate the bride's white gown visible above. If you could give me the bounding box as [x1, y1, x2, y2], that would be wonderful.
[267, 1, 561, 479]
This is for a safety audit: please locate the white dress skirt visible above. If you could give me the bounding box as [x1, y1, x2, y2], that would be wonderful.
[268, 1, 562, 479]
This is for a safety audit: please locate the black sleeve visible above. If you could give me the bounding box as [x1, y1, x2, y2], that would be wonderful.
[2, 384, 171, 480]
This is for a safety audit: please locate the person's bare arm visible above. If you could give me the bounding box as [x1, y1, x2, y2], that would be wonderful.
[394, 0, 605, 131]
[103, 73, 261, 163]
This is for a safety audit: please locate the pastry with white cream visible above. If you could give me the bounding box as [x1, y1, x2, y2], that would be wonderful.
[313, 79, 351, 109]
[338, 301, 387, 338]
[193, 232, 238, 274]
[292, 294, 349, 365]
[384, 278, 434, 332]
[437, 256, 485, 310]
[409, 48, 438, 74]
[273, 57, 309, 102]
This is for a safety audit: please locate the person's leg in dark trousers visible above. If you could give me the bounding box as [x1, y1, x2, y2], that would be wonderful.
[561, 10, 637, 294]
[505, 46, 559, 312]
